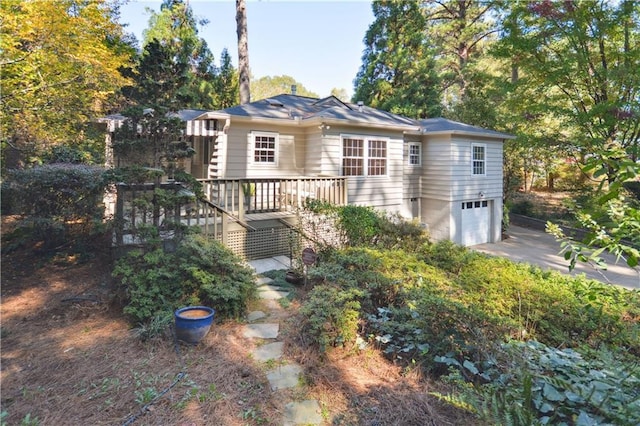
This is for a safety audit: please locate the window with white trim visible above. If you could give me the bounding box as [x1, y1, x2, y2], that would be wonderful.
[341, 136, 387, 176]
[252, 132, 277, 164]
[472, 144, 486, 175]
[408, 143, 421, 166]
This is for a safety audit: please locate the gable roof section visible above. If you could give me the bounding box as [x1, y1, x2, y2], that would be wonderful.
[218, 94, 420, 131]
[419, 118, 515, 139]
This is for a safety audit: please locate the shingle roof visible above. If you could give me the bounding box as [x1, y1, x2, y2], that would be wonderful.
[219, 94, 419, 129]
[419, 118, 515, 139]
[169, 109, 209, 121]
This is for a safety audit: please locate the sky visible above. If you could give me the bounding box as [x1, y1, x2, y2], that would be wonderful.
[119, 0, 375, 98]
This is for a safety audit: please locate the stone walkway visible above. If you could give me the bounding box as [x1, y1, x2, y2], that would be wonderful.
[246, 256, 323, 426]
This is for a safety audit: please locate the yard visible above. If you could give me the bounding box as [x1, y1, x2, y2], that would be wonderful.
[0, 215, 471, 425]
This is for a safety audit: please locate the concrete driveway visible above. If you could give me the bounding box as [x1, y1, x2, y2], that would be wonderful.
[472, 225, 639, 290]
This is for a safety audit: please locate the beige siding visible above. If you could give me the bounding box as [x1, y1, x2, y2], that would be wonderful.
[420, 133, 504, 244]
[421, 198, 453, 241]
[422, 135, 453, 200]
[224, 122, 306, 178]
[304, 128, 323, 175]
[449, 136, 503, 201]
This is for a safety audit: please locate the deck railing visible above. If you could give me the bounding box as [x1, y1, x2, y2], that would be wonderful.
[197, 176, 348, 221]
[113, 181, 251, 246]
[113, 177, 347, 249]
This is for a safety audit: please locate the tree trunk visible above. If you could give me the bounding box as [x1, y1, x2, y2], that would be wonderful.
[236, 0, 251, 104]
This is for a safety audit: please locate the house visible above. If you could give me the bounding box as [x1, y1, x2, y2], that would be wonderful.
[106, 94, 514, 251]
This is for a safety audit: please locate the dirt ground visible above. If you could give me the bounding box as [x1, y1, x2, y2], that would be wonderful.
[1, 215, 473, 426]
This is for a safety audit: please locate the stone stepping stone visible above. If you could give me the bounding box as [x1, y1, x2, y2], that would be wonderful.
[251, 341, 284, 362]
[246, 311, 267, 322]
[266, 364, 302, 390]
[258, 288, 289, 300]
[283, 400, 323, 426]
[242, 323, 279, 339]
[256, 276, 273, 286]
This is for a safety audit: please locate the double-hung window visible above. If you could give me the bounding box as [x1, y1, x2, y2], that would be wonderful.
[408, 143, 421, 166]
[252, 132, 278, 165]
[342, 136, 387, 176]
[472, 144, 486, 175]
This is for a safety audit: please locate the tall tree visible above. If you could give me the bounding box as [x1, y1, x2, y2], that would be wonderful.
[114, 39, 194, 177]
[423, 0, 499, 103]
[496, 0, 640, 269]
[1, 0, 133, 169]
[251, 76, 318, 101]
[353, 0, 442, 118]
[497, 0, 640, 184]
[141, 0, 236, 109]
[236, 0, 251, 104]
[216, 49, 240, 108]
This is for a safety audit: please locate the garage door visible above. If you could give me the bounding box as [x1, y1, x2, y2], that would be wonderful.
[461, 200, 490, 246]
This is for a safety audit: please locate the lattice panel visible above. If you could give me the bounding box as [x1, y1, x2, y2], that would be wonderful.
[225, 227, 292, 260]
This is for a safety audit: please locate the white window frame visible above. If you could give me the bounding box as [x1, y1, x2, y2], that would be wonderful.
[251, 131, 278, 166]
[471, 143, 486, 176]
[341, 135, 389, 177]
[408, 142, 421, 166]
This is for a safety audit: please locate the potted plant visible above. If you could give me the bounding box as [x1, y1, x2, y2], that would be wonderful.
[174, 306, 215, 344]
[241, 182, 255, 211]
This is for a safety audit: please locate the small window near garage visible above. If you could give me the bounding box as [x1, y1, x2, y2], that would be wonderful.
[482, 200, 488, 207]
[408, 143, 421, 166]
[472, 144, 486, 175]
[252, 132, 278, 164]
[466, 202, 473, 209]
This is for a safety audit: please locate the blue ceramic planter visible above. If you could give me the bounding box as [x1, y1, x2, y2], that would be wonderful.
[174, 306, 215, 344]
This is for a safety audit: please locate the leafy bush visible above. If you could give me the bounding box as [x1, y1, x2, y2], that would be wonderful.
[113, 234, 256, 333]
[1, 164, 108, 250]
[418, 240, 478, 275]
[449, 341, 640, 425]
[299, 284, 364, 351]
[304, 201, 429, 251]
[298, 227, 640, 424]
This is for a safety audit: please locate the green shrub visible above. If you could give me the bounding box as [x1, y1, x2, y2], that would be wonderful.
[368, 291, 510, 374]
[418, 240, 479, 275]
[299, 284, 364, 351]
[113, 234, 256, 332]
[337, 205, 381, 246]
[299, 234, 640, 423]
[1, 164, 109, 250]
[454, 341, 640, 426]
[304, 202, 429, 251]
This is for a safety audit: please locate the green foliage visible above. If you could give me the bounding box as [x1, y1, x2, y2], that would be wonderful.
[112, 234, 255, 332]
[353, 0, 441, 118]
[137, 0, 238, 110]
[299, 284, 364, 351]
[1, 0, 133, 169]
[305, 202, 429, 251]
[298, 215, 640, 423]
[417, 240, 477, 275]
[337, 205, 381, 246]
[250, 75, 318, 101]
[1, 164, 109, 250]
[454, 341, 640, 426]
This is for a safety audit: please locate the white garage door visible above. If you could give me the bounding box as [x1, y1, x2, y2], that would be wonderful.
[461, 200, 490, 246]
